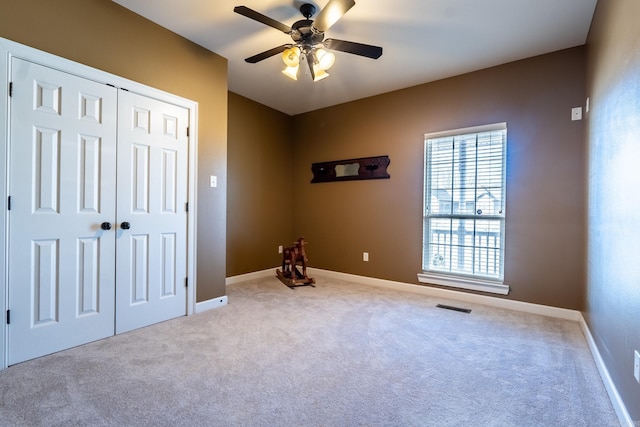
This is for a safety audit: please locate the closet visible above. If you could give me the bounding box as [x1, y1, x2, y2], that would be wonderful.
[2, 43, 196, 366]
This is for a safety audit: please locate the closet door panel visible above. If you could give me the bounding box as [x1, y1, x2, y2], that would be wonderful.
[8, 58, 118, 365]
[115, 90, 188, 334]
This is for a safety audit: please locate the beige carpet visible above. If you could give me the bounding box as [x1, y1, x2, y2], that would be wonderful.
[0, 274, 619, 426]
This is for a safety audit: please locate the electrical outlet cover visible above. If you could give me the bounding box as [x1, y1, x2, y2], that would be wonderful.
[634, 350, 640, 383]
[571, 107, 582, 121]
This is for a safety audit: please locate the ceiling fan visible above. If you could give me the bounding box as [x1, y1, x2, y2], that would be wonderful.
[234, 0, 383, 81]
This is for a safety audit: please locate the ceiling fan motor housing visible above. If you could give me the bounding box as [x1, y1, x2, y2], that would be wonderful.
[291, 19, 325, 45]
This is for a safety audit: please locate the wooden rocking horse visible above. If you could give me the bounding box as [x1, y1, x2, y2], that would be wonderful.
[276, 237, 315, 288]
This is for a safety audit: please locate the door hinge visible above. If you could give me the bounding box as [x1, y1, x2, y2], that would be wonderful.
[186, 127, 190, 137]
[185, 277, 188, 288]
[9, 82, 13, 97]
[7, 196, 11, 210]
[185, 202, 188, 212]
[6, 310, 10, 325]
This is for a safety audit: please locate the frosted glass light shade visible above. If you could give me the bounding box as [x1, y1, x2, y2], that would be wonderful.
[316, 49, 335, 70]
[282, 65, 299, 80]
[282, 47, 301, 67]
[312, 66, 329, 81]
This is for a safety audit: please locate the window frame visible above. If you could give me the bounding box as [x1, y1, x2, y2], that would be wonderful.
[418, 123, 509, 295]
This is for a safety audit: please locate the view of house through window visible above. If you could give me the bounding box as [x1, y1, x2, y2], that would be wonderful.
[422, 123, 507, 281]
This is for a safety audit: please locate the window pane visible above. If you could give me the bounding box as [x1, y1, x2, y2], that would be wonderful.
[452, 136, 476, 215]
[450, 218, 475, 275]
[427, 217, 451, 271]
[427, 139, 454, 215]
[476, 130, 505, 216]
[474, 219, 502, 276]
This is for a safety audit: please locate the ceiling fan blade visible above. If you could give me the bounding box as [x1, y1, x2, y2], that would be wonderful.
[234, 6, 291, 34]
[324, 39, 383, 59]
[245, 44, 292, 63]
[312, 0, 356, 32]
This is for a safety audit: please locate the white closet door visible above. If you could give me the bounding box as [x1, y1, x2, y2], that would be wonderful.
[115, 90, 188, 334]
[8, 58, 118, 365]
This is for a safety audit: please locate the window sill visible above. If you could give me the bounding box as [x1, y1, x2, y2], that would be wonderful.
[417, 272, 509, 295]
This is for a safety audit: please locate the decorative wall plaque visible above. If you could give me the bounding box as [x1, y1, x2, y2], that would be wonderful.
[311, 155, 390, 183]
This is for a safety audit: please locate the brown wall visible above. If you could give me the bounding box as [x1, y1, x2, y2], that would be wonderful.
[227, 93, 293, 276]
[291, 47, 587, 309]
[0, 0, 228, 302]
[586, 0, 640, 419]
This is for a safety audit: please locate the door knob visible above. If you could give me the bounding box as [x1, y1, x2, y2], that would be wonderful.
[100, 222, 112, 231]
[121, 221, 131, 230]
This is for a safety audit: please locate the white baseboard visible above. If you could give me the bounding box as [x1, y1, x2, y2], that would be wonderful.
[195, 295, 228, 313]
[578, 315, 634, 427]
[308, 267, 581, 321]
[226, 268, 276, 286]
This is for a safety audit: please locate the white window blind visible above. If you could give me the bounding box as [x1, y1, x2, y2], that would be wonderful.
[422, 124, 507, 282]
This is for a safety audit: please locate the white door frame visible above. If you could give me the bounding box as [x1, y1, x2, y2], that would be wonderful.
[0, 37, 199, 370]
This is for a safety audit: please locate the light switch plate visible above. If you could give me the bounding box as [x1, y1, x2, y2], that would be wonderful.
[571, 107, 582, 121]
[209, 175, 217, 188]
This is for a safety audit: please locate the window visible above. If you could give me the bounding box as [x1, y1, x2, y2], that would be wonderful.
[419, 123, 507, 294]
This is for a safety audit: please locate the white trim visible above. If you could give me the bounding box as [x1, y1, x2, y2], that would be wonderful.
[226, 268, 277, 286]
[0, 41, 9, 371]
[425, 122, 507, 139]
[186, 102, 198, 316]
[0, 38, 191, 107]
[0, 37, 199, 369]
[195, 296, 228, 314]
[417, 272, 509, 295]
[578, 315, 634, 427]
[309, 268, 580, 321]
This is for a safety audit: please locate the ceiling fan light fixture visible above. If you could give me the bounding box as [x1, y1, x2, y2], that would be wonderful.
[281, 46, 301, 67]
[235, 2, 382, 83]
[311, 64, 330, 81]
[315, 48, 335, 71]
[282, 64, 299, 80]
[306, 49, 331, 81]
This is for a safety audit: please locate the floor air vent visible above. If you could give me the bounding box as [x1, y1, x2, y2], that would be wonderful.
[436, 304, 471, 313]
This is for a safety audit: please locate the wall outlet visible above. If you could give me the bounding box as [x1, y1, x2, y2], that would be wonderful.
[363, 252, 369, 262]
[634, 350, 640, 383]
[278, 245, 283, 254]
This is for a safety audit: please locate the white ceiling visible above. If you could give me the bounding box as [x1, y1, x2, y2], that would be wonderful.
[112, 0, 597, 116]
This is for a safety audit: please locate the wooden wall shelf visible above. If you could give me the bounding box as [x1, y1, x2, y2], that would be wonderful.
[311, 155, 390, 183]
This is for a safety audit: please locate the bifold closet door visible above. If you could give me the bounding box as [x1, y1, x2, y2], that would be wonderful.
[114, 91, 188, 334]
[7, 58, 118, 365]
[7, 59, 190, 365]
